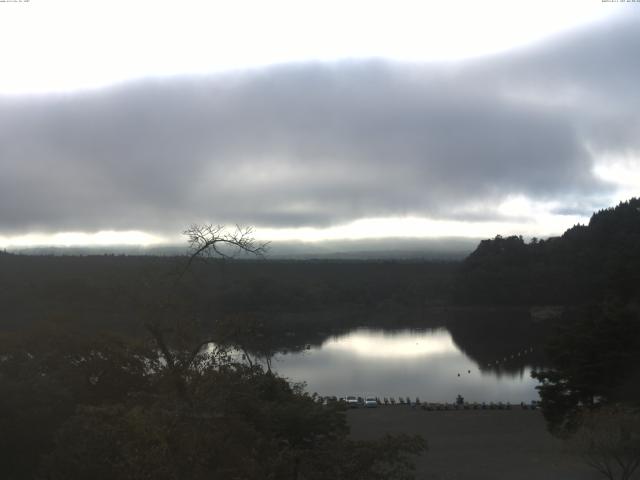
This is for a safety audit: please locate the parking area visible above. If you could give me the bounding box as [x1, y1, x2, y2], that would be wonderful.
[347, 407, 601, 480]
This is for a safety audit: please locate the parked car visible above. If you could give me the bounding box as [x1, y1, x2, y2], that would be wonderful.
[364, 397, 378, 408]
[346, 396, 360, 408]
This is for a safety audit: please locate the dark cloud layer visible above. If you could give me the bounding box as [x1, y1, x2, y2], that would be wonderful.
[1, 13, 639, 236]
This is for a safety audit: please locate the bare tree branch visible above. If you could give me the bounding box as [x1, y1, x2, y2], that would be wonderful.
[179, 224, 269, 281]
[143, 224, 269, 399]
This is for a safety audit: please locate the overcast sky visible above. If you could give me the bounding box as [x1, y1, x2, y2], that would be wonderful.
[1, 1, 639, 247]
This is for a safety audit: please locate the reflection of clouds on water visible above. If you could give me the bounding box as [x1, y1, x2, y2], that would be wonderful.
[273, 327, 540, 402]
[321, 328, 457, 358]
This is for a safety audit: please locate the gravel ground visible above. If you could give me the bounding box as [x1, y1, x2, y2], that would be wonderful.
[347, 406, 603, 480]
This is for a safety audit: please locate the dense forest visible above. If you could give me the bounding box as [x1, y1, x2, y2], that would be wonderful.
[454, 198, 640, 306]
[0, 254, 456, 333]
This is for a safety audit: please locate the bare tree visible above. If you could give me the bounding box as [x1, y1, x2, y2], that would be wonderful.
[181, 224, 268, 277]
[143, 224, 269, 398]
[568, 406, 640, 480]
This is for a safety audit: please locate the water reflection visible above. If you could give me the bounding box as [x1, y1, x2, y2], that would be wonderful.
[322, 328, 457, 358]
[272, 328, 540, 403]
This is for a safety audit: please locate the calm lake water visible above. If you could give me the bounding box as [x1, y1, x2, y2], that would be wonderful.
[271, 327, 540, 403]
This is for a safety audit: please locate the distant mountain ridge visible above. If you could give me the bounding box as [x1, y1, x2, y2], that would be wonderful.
[8, 237, 478, 261]
[454, 198, 640, 305]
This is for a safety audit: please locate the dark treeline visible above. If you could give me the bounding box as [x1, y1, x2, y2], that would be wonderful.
[454, 198, 640, 306]
[0, 253, 456, 333]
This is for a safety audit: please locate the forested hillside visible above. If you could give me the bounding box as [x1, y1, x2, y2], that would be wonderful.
[454, 198, 640, 305]
[0, 254, 456, 333]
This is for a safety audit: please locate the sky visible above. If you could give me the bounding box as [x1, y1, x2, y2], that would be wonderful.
[1, 0, 639, 248]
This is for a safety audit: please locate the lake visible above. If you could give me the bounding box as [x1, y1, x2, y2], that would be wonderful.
[271, 327, 541, 403]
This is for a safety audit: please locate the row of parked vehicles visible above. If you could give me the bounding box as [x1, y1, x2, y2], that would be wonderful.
[343, 395, 378, 408]
[316, 395, 540, 410]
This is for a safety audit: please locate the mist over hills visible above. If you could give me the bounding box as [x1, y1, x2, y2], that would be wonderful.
[7, 237, 480, 260]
